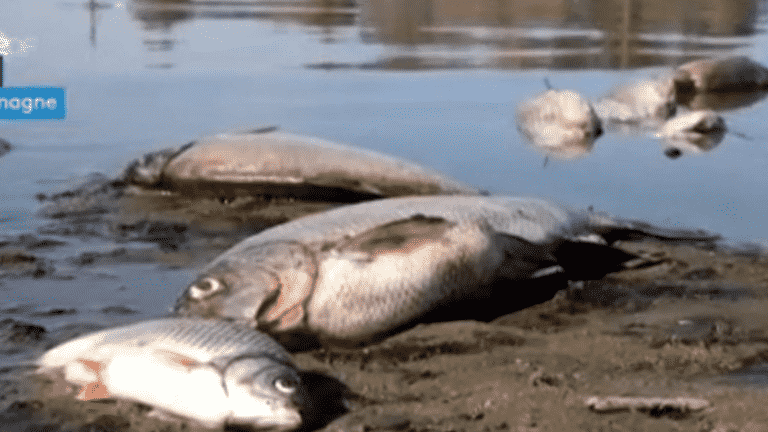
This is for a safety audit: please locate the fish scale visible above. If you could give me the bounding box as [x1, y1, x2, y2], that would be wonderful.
[176, 195, 718, 345]
[213, 196, 583, 266]
[161, 130, 480, 198]
[39, 318, 293, 368]
[37, 319, 305, 430]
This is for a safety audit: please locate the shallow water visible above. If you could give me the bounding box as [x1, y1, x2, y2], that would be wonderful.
[2, 0, 768, 420]
[2, 0, 768, 244]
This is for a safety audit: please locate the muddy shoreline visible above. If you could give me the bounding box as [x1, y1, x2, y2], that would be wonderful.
[2, 188, 768, 432]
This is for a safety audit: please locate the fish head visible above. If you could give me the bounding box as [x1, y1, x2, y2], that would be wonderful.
[174, 260, 280, 323]
[223, 356, 306, 430]
[175, 242, 318, 333]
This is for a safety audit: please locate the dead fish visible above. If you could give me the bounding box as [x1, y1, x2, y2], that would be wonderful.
[516, 90, 603, 159]
[594, 78, 677, 123]
[674, 56, 768, 93]
[36, 318, 306, 430]
[657, 110, 727, 159]
[126, 127, 480, 200]
[174, 195, 718, 346]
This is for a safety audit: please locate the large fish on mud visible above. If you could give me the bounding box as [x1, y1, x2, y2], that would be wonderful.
[36, 318, 307, 430]
[174, 195, 718, 347]
[126, 127, 480, 200]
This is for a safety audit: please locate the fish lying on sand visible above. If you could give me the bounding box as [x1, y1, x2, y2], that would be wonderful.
[174, 195, 718, 347]
[37, 318, 307, 430]
[125, 127, 480, 201]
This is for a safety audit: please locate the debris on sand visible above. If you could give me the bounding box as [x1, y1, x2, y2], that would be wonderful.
[585, 395, 711, 415]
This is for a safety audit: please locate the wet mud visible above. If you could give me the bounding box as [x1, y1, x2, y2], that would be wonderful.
[3, 191, 768, 432]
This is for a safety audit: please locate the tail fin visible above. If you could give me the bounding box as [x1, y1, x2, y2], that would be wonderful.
[586, 211, 721, 245]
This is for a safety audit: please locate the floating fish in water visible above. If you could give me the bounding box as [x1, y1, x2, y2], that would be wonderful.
[37, 318, 306, 430]
[674, 56, 768, 93]
[657, 110, 727, 159]
[174, 195, 718, 346]
[516, 90, 603, 160]
[125, 127, 480, 201]
[594, 78, 678, 123]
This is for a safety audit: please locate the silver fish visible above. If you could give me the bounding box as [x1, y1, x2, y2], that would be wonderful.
[657, 110, 727, 159]
[594, 78, 678, 123]
[516, 90, 603, 160]
[37, 318, 306, 430]
[174, 195, 718, 345]
[127, 127, 480, 200]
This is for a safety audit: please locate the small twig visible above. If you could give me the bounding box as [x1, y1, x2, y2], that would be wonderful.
[731, 131, 753, 141]
[585, 396, 710, 413]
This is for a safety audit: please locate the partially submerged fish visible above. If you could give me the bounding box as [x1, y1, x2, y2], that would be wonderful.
[516, 90, 603, 159]
[657, 110, 727, 159]
[674, 56, 768, 93]
[174, 195, 718, 346]
[37, 318, 306, 430]
[125, 127, 480, 200]
[594, 78, 677, 123]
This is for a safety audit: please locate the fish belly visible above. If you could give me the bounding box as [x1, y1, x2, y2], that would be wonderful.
[103, 351, 230, 428]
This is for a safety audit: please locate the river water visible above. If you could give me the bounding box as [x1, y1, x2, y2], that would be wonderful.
[1, 0, 768, 424]
[2, 0, 768, 244]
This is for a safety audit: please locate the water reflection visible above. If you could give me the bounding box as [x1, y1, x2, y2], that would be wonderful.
[86, 0, 113, 47]
[130, 0, 356, 30]
[657, 110, 727, 159]
[126, 0, 760, 70]
[60, 0, 112, 48]
[682, 91, 768, 111]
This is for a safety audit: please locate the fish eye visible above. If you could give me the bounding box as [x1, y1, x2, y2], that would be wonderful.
[188, 277, 224, 300]
[273, 377, 298, 394]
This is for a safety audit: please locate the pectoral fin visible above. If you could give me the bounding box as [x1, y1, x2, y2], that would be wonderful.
[77, 359, 103, 374]
[76, 381, 112, 401]
[74, 359, 111, 401]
